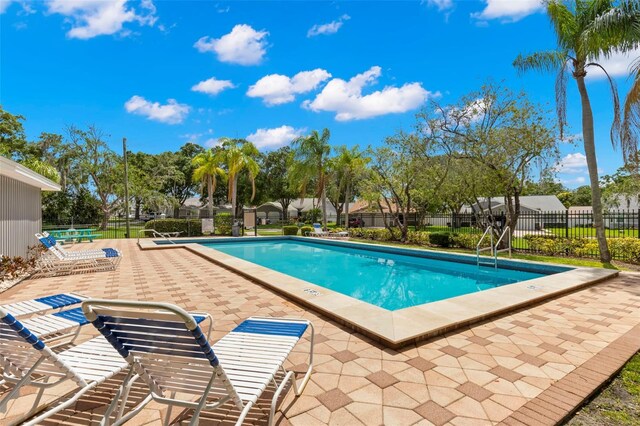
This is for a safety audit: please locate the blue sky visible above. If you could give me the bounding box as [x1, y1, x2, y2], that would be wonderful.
[1, 0, 637, 188]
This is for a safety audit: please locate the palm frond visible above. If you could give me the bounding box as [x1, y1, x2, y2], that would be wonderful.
[587, 61, 623, 151]
[547, 1, 579, 51]
[556, 59, 569, 139]
[582, 0, 640, 56]
[622, 60, 640, 163]
[513, 50, 568, 74]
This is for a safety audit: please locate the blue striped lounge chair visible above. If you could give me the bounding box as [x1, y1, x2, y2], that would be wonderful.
[35, 233, 122, 276]
[82, 299, 315, 426]
[0, 306, 145, 425]
[0, 292, 86, 318]
[308, 223, 330, 237]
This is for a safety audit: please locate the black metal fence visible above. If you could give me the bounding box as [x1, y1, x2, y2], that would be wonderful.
[42, 219, 148, 240]
[345, 210, 640, 261]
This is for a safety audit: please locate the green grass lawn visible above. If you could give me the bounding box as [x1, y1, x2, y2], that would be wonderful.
[567, 353, 640, 425]
[546, 227, 639, 238]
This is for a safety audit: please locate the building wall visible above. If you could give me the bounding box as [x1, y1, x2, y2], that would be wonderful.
[0, 175, 42, 257]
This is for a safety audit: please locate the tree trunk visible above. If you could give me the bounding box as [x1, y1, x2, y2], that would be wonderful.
[344, 183, 351, 229]
[232, 175, 238, 221]
[101, 210, 109, 231]
[207, 175, 214, 219]
[134, 198, 141, 220]
[321, 188, 328, 230]
[575, 75, 611, 262]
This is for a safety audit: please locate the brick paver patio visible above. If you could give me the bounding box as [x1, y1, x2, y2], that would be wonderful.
[1, 239, 639, 425]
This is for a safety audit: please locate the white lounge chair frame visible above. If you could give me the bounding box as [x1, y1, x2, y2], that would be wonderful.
[0, 307, 141, 425]
[0, 292, 86, 318]
[35, 233, 121, 277]
[82, 299, 314, 426]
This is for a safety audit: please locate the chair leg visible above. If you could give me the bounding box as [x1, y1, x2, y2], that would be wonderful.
[235, 401, 254, 426]
[163, 392, 176, 426]
[269, 371, 297, 426]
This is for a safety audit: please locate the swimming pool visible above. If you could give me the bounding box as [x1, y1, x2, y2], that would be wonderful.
[200, 238, 565, 310]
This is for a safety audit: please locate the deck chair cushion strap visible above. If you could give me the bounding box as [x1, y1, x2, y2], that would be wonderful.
[34, 293, 83, 308]
[52, 307, 90, 325]
[91, 317, 130, 358]
[0, 313, 45, 350]
[232, 319, 308, 338]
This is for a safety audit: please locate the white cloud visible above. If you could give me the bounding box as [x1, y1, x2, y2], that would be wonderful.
[46, 0, 157, 39]
[247, 69, 331, 106]
[303, 66, 436, 121]
[246, 125, 305, 149]
[124, 95, 190, 124]
[426, 0, 454, 12]
[560, 176, 587, 186]
[472, 0, 543, 23]
[194, 24, 268, 66]
[307, 14, 350, 37]
[555, 153, 588, 174]
[588, 48, 640, 79]
[191, 77, 235, 96]
[204, 138, 222, 148]
[0, 0, 13, 14]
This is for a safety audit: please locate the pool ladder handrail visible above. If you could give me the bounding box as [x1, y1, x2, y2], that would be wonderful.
[476, 226, 494, 267]
[137, 229, 180, 244]
[476, 226, 512, 268]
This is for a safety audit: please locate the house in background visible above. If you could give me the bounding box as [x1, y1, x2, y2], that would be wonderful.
[568, 196, 639, 229]
[256, 198, 338, 223]
[0, 156, 61, 257]
[459, 195, 567, 231]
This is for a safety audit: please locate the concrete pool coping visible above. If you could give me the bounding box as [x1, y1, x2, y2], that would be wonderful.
[138, 236, 619, 348]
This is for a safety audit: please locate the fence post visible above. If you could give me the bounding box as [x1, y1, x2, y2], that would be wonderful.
[565, 210, 569, 239]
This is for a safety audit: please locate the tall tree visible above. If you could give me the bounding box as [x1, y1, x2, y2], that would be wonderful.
[332, 145, 369, 228]
[192, 148, 225, 219]
[291, 129, 332, 230]
[422, 84, 559, 235]
[513, 0, 640, 262]
[216, 139, 260, 219]
[67, 125, 122, 230]
[161, 143, 204, 217]
[263, 146, 298, 221]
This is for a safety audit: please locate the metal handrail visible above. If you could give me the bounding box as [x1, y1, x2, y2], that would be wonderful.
[137, 229, 181, 244]
[493, 226, 512, 267]
[476, 226, 494, 266]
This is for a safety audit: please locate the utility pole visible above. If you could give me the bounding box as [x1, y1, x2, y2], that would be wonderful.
[123, 137, 131, 239]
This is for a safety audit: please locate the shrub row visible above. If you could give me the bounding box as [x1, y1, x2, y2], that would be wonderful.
[144, 219, 203, 237]
[525, 236, 640, 262]
[346, 228, 491, 250]
[283, 225, 299, 236]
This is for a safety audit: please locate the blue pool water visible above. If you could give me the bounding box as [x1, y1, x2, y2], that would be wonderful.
[200, 239, 559, 311]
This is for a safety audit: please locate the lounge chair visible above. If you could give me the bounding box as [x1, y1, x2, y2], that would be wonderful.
[0, 307, 144, 425]
[82, 299, 314, 426]
[307, 223, 330, 237]
[0, 292, 86, 318]
[35, 233, 122, 276]
[41, 232, 118, 258]
[5, 307, 90, 348]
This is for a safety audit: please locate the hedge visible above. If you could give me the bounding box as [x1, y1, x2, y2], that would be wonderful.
[283, 226, 299, 236]
[525, 236, 640, 262]
[300, 226, 314, 236]
[429, 232, 453, 247]
[144, 219, 203, 237]
[214, 213, 233, 236]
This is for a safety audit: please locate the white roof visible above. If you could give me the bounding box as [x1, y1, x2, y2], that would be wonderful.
[0, 156, 60, 191]
[606, 194, 640, 210]
[461, 195, 567, 213]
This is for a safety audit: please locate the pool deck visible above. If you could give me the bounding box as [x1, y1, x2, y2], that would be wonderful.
[139, 236, 618, 348]
[2, 238, 640, 426]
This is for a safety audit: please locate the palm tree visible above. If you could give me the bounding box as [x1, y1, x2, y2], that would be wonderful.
[334, 145, 369, 228]
[192, 148, 225, 218]
[513, 0, 640, 263]
[622, 63, 640, 165]
[217, 139, 260, 219]
[291, 129, 332, 230]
